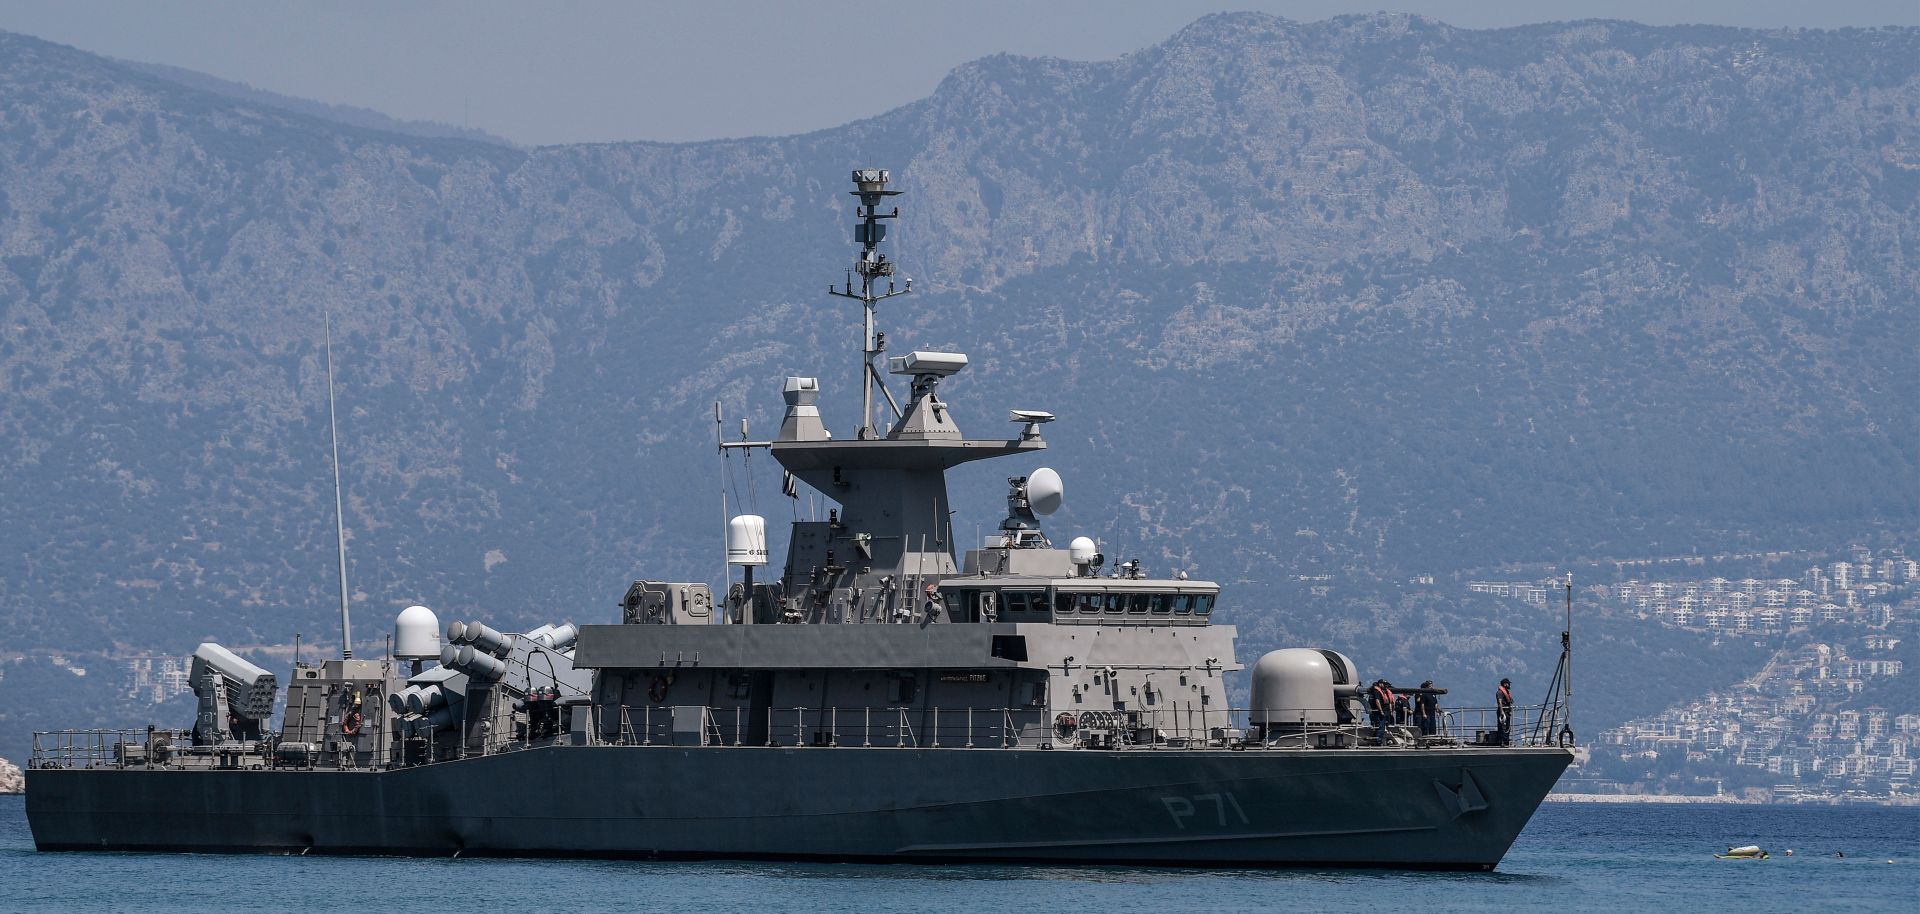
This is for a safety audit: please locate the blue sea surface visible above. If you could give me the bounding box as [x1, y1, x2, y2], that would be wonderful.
[0, 796, 1913, 913]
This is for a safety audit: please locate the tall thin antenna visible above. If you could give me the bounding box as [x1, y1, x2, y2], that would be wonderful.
[829, 168, 911, 439]
[1563, 572, 1574, 743]
[716, 400, 728, 603]
[325, 312, 353, 660]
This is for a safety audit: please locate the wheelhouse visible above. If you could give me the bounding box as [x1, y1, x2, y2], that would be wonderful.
[935, 579, 1218, 625]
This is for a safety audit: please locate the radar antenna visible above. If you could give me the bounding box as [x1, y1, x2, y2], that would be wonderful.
[324, 313, 353, 659]
[829, 168, 912, 439]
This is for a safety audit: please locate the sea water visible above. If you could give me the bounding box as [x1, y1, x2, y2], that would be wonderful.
[0, 796, 1912, 913]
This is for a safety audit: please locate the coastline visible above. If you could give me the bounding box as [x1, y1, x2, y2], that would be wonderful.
[1548, 792, 1920, 807]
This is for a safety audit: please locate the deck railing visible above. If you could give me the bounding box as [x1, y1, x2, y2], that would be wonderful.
[587, 701, 1568, 751]
[29, 728, 194, 770]
[32, 700, 1568, 770]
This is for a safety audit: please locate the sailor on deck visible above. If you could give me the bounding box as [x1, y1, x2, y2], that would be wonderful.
[1367, 679, 1396, 745]
[1495, 678, 1514, 745]
[1415, 680, 1439, 736]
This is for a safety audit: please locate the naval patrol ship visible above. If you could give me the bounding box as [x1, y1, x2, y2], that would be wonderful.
[26, 169, 1573, 869]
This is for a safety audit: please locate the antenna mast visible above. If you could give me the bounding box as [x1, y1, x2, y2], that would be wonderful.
[324, 313, 353, 659]
[829, 168, 911, 439]
[1562, 572, 1574, 743]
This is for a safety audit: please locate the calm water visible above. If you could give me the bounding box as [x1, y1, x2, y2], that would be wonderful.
[0, 796, 1912, 913]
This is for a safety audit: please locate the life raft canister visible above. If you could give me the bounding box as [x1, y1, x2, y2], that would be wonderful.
[1054, 712, 1077, 732]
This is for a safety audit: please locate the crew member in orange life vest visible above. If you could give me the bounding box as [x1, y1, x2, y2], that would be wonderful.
[1495, 677, 1514, 745]
[1366, 679, 1396, 745]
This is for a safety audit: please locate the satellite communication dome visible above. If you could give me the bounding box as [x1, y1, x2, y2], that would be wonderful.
[1027, 467, 1064, 516]
[727, 515, 769, 566]
[1068, 536, 1099, 565]
[394, 604, 441, 660]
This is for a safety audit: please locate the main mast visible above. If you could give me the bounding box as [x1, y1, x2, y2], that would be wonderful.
[714, 168, 1047, 625]
[324, 312, 353, 659]
[828, 168, 911, 440]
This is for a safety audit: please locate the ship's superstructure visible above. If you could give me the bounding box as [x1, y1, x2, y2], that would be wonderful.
[25, 170, 1573, 870]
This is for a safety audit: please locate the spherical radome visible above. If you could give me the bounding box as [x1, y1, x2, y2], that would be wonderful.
[1068, 536, 1099, 565]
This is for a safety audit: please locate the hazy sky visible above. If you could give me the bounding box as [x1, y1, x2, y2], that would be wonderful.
[0, 1, 1912, 146]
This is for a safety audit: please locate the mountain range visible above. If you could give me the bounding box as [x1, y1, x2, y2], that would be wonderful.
[0, 13, 1914, 759]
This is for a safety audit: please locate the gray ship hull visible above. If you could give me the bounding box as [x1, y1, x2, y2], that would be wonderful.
[28, 745, 1570, 869]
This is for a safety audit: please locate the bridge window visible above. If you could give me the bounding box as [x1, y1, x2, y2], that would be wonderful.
[1174, 595, 1196, 614]
[1150, 594, 1173, 614]
[1195, 594, 1215, 615]
[1126, 593, 1149, 614]
[1003, 590, 1047, 618]
[1103, 594, 1124, 614]
[940, 589, 1005, 622]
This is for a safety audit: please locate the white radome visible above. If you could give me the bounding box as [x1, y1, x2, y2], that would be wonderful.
[1027, 467, 1064, 516]
[727, 514, 769, 566]
[1068, 536, 1099, 565]
[394, 604, 442, 660]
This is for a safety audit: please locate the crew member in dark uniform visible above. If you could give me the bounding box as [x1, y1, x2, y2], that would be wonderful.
[1495, 677, 1514, 745]
[1415, 679, 1440, 736]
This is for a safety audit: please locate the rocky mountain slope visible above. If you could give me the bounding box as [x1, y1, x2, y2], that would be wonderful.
[0, 14, 1914, 755]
